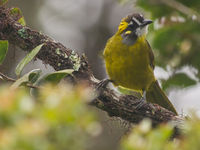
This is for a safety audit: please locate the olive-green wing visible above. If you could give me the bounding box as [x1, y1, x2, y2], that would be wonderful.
[146, 40, 155, 70]
[146, 80, 178, 114]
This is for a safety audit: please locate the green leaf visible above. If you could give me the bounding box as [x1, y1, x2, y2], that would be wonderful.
[0, 0, 8, 5]
[15, 43, 44, 77]
[10, 7, 26, 26]
[11, 69, 41, 89]
[18, 17, 26, 26]
[28, 70, 41, 84]
[162, 73, 197, 90]
[0, 40, 8, 65]
[38, 69, 74, 85]
[30, 69, 74, 96]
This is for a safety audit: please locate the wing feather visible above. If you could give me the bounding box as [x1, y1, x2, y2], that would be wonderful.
[146, 40, 155, 70]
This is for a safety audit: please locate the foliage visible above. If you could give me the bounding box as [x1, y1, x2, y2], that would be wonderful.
[36, 69, 74, 85]
[0, 19, 96, 149]
[0, 17, 97, 149]
[138, 0, 200, 89]
[121, 117, 200, 150]
[15, 44, 44, 77]
[9, 7, 26, 26]
[1, 81, 200, 150]
[0, 84, 99, 150]
[162, 72, 196, 90]
[0, 40, 73, 89]
[10, 69, 41, 89]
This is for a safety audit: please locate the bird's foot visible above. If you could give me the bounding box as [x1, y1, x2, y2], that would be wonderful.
[134, 96, 146, 110]
[96, 79, 113, 91]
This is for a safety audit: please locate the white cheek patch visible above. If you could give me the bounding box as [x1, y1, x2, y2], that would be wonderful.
[129, 21, 133, 25]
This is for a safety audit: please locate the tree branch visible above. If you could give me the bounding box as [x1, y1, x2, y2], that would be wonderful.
[0, 6, 183, 126]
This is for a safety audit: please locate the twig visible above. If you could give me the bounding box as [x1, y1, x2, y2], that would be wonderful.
[0, 72, 16, 82]
[25, 84, 40, 89]
[0, 72, 39, 89]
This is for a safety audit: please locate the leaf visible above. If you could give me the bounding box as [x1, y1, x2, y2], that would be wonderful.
[0, 0, 8, 5]
[15, 43, 44, 77]
[38, 69, 74, 85]
[10, 7, 26, 26]
[30, 69, 74, 96]
[162, 73, 197, 90]
[18, 17, 26, 26]
[11, 69, 41, 89]
[28, 70, 41, 84]
[0, 40, 8, 65]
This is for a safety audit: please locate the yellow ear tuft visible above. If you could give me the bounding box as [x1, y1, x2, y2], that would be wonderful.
[118, 20, 128, 33]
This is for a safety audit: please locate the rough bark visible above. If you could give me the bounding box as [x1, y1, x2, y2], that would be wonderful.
[0, 6, 183, 127]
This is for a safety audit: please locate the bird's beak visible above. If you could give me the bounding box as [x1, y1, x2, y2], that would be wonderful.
[140, 19, 153, 27]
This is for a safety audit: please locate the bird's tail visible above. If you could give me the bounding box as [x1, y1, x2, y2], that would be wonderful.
[146, 80, 177, 115]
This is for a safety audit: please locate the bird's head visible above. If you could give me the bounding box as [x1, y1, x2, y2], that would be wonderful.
[118, 13, 152, 44]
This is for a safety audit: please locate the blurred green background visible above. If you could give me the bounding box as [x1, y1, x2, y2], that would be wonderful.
[1, 0, 200, 149]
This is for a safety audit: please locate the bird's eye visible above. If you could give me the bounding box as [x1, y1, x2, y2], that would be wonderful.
[128, 19, 139, 29]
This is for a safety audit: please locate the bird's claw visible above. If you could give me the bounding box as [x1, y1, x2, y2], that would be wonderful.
[134, 96, 146, 110]
[96, 79, 113, 91]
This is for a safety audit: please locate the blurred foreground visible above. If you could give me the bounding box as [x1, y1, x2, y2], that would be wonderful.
[0, 83, 200, 150]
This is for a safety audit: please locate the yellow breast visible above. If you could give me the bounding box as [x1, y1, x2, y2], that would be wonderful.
[103, 33, 155, 91]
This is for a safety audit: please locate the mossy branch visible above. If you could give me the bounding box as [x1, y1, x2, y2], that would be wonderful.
[0, 6, 183, 127]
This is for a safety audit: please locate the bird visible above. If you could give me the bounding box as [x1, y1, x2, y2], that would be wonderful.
[102, 13, 177, 114]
